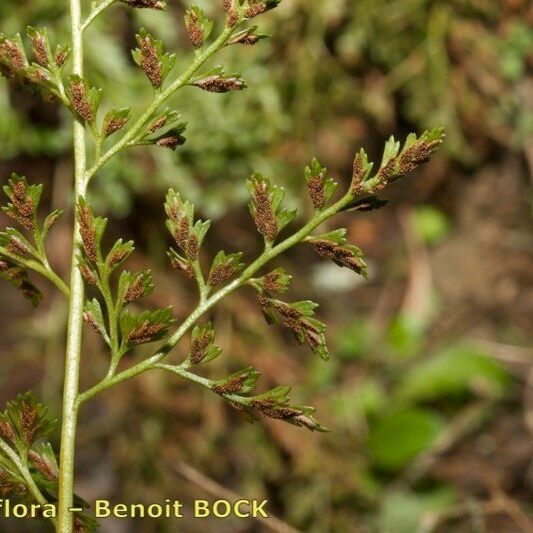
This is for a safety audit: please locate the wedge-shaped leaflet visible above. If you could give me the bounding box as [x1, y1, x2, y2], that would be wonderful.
[306, 229, 368, 278]
[132, 29, 176, 89]
[304, 157, 337, 210]
[189, 322, 222, 365]
[120, 307, 175, 347]
[258, 296, 329, 360]
[247, 173, 296, 243]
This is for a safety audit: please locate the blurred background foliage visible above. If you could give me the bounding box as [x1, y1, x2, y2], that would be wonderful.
[1, 0, 532, 532]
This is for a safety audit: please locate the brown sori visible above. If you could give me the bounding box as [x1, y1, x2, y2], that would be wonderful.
[124, 0, 165, 9]
[124, 275, 145, 303]
[105, 117, 128, 136]
[83, 311, 101, 333]
[28, 450, 57, 481]
[186, 11, 204, 48]
[77, 204, 97, 262]
[7, 236, 30, 256]
[0, 420, 16, 442]
[79, 265, 97, 286]
[170, 255, 195, 279]
[55, 50, 67, 67]
[70, 79, 94, 123]
[397, 140, 439, 177]
[351, 152, 366, 194]
[0, 40, 26, 71]
[20, 401, 37, 444]
[251, 182, 277, 241]
[12, 181, 35, 218]
[250, 399, 301, 421]
[212, 375, 247, 395]
[195, 76, 245, 93]
[139, 35, 162, 88]
[108, 248, 129, 267]
[208, 263, 235, 286]
[31, 35, 48, 67]
[128, 322, 165, 345]
[263, 270, 283, 292]
[156, 136, 180, 149]
[312, 240, 365, 274]
[273, 300, 322, 349]
[187, 234, 199, 261]
[190, 333, 210, 364]
[245, 3, 267, 18]
[148, 116, 167, 133]
[307, 173, 326, 209]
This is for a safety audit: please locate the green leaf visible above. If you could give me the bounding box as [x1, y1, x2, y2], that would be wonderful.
[42, 209, 64, 239]
[0, 228, 36, 257]
[76, 198, 108, 264]
[353, 130, 445, 194]
[184, 7, 213, 48]
[230, 382, 329, 432]
[258, 297, 329, 360]
[83, 299, 110, 345]
[304, 157, 337, 210]
[117, 269, 154, 307]
[120, 307, 175, 347]
[369, 408, 445, 471]
[250, 267, 292, 294]
[142, 110, 187, 149]
[102, 107, 130, 138]
[208, 250, 245, 286]
[307, 231, 368, 278]
[228, 26, 269, 46]
[105, 239, 134, 272]
[212, 367, 261, 396]
[165, 189, 210, 262]
[26, 27, 53, 68]
[387, 314, 426, 358]
[0, 392, 57, 454]
[193, 68, 247, 93]
[246, 173, 296, 242]
[190, 322, 221, 365]
[351, 148, 374, 193]
[67, 75, 102, 124]
[394, 345, 510, 403]
[379, 488, 456, 533]
[132, 29, 176, 88]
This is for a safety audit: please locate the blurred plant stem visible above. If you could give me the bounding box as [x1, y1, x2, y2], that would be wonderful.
[57, 0, 87, 530]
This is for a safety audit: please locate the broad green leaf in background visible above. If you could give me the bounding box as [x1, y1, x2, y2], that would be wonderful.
[368, 407, 445, 471]
[378, 487, 457, 533]
[394, 344, 510, 403]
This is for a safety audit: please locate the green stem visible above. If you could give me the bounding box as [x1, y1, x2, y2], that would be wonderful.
[57, 0, 87, 530]
[192, 258, 208, 305]
[155, 363, 213, 389]
[100, 272, 121, 377]
[155, 364, 267, 409]
[76, 193, 354, 406]
[0, 438, 56, 526]
[81, 0, 117, 32]
[84, 25, 236, 184]
[0, 245, 70, 297]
